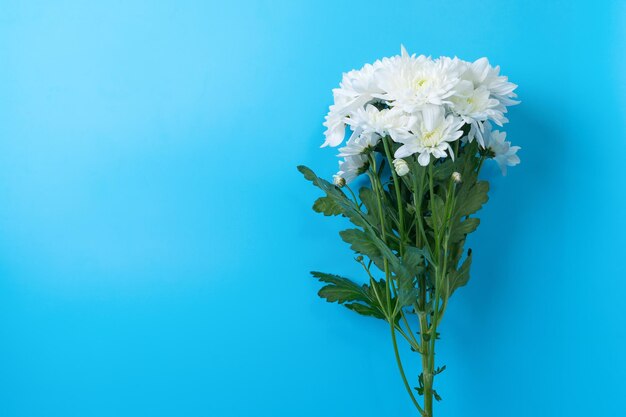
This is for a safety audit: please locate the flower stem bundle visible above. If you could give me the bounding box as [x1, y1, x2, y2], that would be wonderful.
[299, 46, 520, 416]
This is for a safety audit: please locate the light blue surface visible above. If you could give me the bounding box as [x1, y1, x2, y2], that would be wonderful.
[0, 1, 625, 416]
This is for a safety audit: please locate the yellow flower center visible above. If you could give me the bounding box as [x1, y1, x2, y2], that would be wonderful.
[421, 129, 441, 147]
[414, 78, 428, 89]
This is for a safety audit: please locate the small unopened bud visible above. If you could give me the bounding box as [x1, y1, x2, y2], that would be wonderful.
[452, 172, 462, 183]
[393, 158, 410, 177]
[355, 255, 364, 262]
[333, 174, 346, 188]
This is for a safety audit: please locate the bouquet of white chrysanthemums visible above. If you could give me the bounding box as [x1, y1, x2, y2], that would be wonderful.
[298, 46, 520, 417]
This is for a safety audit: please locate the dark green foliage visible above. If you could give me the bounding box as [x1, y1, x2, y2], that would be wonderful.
[445, 250, 473, 298]
[359, 187, 382, 226]
[339, 228, 385, 271]
[313, 196, 342, 216]
[299, 137, 493, 413]
[311, 271, 392, 321]
[298, 139, 488, 312]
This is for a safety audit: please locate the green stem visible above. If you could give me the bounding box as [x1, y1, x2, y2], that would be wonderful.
[415, 169, 430, 412]
[368, 156, 393, 317]
[420, 312, 433, 417]
[424, 165, 442, 416]
[395, 324, 421, 353]
[381, 138, 423, 350]
[345, 184, 360, 207]
[436, 175, 456, 324]
[382, 137, 406, 255]
[390, 322, 425, 416]
[476, 142, 490, 173]
[428, 165, 440, 257]
[477, 154, 487, 175]
[369, 152, 426, 415]
[424, 167, 459, 416]
[359, 257, 417, 352]
[413, 168, 431, 254]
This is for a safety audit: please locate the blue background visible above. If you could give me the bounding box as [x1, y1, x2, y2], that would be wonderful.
[1, 1, 625, 416]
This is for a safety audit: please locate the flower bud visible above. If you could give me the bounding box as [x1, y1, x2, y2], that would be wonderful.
[333, 174, 346, 188]
[452, 172, 462, 183]
[393, 158, 410, 177]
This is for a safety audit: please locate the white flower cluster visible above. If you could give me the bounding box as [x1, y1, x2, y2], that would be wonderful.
[323, 46, 521, 183]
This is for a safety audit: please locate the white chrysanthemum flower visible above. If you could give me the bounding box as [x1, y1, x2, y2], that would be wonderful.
[393, 158, 410, 176]
[452, 172, 462, 183]
[334, 63, 385, 106]
[345, 104, 414, 143]
[393, 105, 464, 166]
[450, 82, 498, 117]
[321, 63, 385, 147]
[337, 129, 380, 157]
[463, 58, 519, 103]
[322, 112, 348, 148]
[450, 80, 506, 126]
[335, 154, 368, 184]
[448, 58, 519, 147]
[374, 46, 464, 113]
[484, 125, 520, 175]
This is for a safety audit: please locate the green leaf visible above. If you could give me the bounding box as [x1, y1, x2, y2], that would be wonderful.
[415, 372, 425, 396]
[404, 245, 432, 267]
[433, 158, 455, 181]
[445, 250, 472, 297]
[403, 159, 426, 192]
[298, 165, 369, 229]
[449, 217, 480, 244]
[298, 166, 399, 263]
[300, 165, 418, 311]
[456, 181, 489, 218]
[367, 278, 397, 317]
[316, 278, 367, 303]
[312, 196, 342, 216]
[459, 141, 480, 174]
[430, 194, 446, 231]
[359, 187, 382, 226]
[396, 283, 418, 308]
[433, 390, 442, 402]
[344, 302, 385, 319]
[297, 165, 317, 182]
[311, 271, 387, 320]
[394, 245, 428, 307]
[339, 229, 384, 270]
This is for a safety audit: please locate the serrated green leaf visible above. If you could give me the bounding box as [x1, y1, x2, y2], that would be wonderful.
[368, 278, 400, 321]
[433, 390, 442, 402]
[344, 302, 386, 319]
[312, 271, 369, 303]
[298, 165, 369, 229]
[311, 271, 388, 321]
[358, 187, 384, 228]
[433, 158, 455, 181]
[456, 181, 489, 218]
[449, 217, 480, 243]
[297, 165, 316, 182]
[445, 250, 472, 297]
[394, 245, 427, 307]
[313, 196, 342, 216]
[339, 229, 384, 270]
[404, 245, 431, 267]
[430, 194, 446, 231]
[298, 166, 403, 266]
